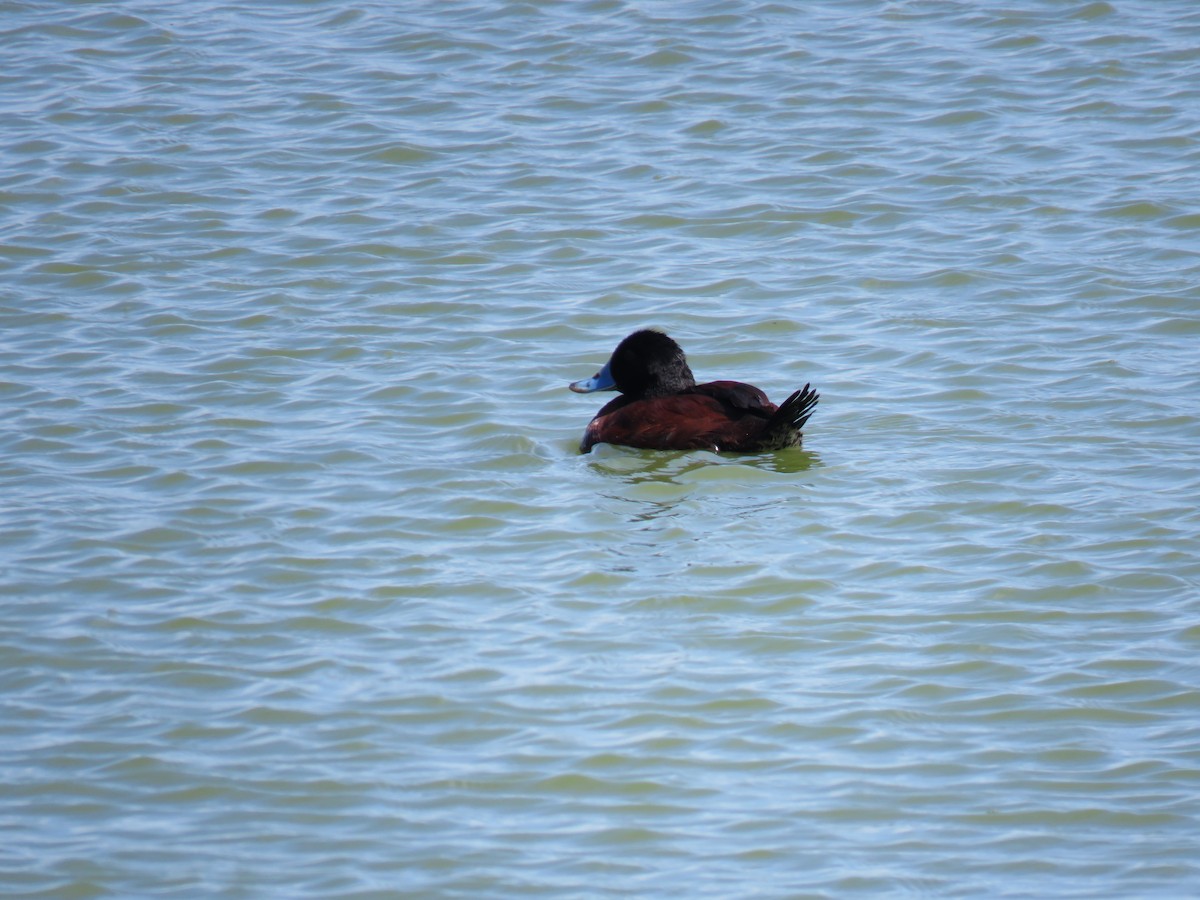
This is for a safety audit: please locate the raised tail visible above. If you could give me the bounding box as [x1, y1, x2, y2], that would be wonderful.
[761, 383, 819, 449]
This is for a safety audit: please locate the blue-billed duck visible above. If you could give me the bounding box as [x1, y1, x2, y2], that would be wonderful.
[569, 329, 818, 453]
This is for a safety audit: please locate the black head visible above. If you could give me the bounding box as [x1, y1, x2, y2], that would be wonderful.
[570, 329, 697, 399]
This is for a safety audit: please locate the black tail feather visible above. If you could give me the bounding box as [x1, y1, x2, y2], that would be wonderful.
[781, 383, 820, 431]
[762, 383, 819, 448]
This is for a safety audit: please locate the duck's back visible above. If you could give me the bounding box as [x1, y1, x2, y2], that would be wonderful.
[692, 380, 773, 411]
[580, 380, 780, 453]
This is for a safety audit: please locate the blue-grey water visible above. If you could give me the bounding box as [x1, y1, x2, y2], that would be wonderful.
[3, 1, 1200, 897]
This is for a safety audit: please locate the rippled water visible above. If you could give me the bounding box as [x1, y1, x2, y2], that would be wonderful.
[3, 1, 1200, 896]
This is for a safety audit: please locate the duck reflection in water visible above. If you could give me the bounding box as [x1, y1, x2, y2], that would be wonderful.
[569, 329, 818, 454]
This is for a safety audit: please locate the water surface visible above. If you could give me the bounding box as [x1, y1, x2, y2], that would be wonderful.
[3, 1, 1200, 896]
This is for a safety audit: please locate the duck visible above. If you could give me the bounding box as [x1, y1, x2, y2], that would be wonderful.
[569, 329, 818, 453]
